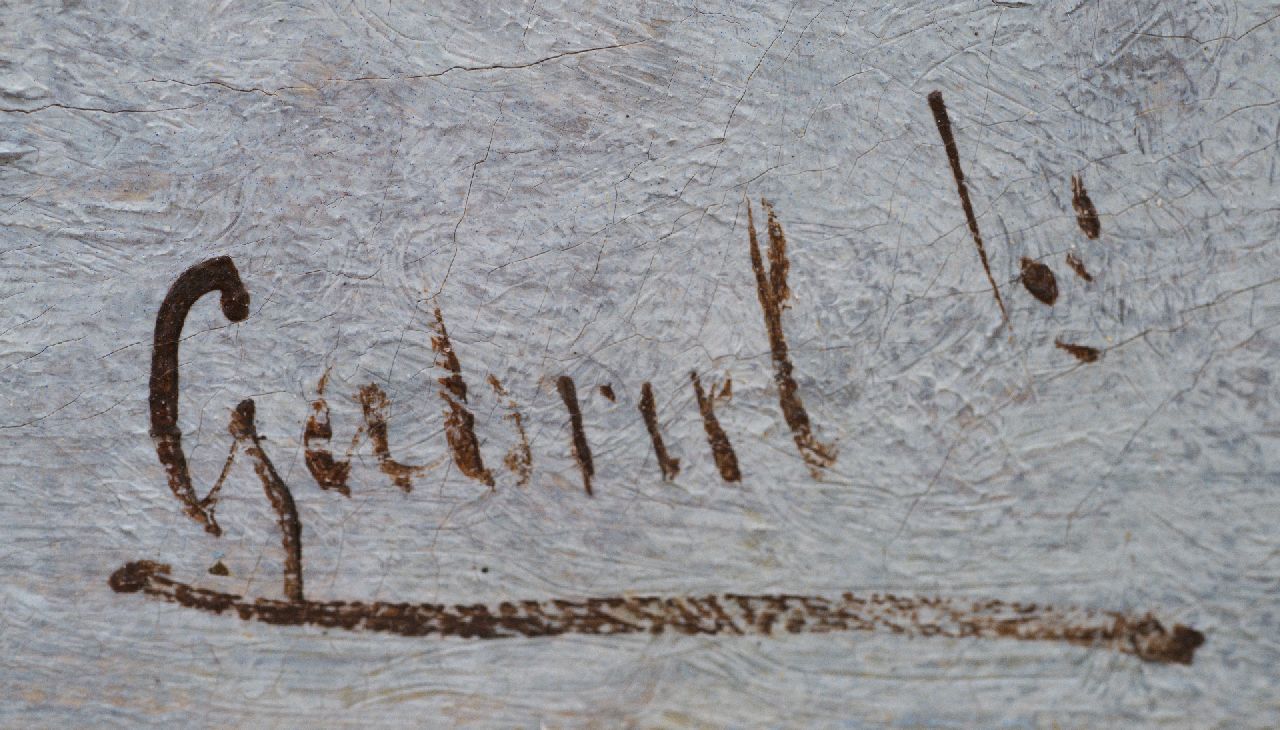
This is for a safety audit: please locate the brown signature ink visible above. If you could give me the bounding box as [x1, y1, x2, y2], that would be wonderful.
[149, 255, 250, 536]
[1055, 338, 1102, 363]
[598, 383, 616, 402]
[111, 560, 1203, 665]
[1065, 251, 1093, 282]
[488, 375, 533, 486]
[927, 91, 1011, 329]
[305, 373, 442, 495]
[1019, 257, 1059, 306]
[357, 383, 433, 492]
[302, 367, 352, 496]
[431, 307, 495, 487]
[1071, 175, 1101, 239]
[746, 198, 835, 477]
[229, 399, 305, 603]
[762, 200, 791, 306]
[557, 375, 594, 496]
[130, 245, 1205, 664]
[638, 381, 681, 481]
[691, 370, 741, 483]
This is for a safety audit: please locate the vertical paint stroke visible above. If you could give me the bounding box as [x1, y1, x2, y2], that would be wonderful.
[556, 375, 594, 496]
[745, 199, 835, 477]
[228, 399, 304, 603]
[690, 371, 741, 483]
[926, 90, 1010, 328]
[488, 375, 533, 486]
[638, 381, 681, 481]
[1071, 175, 1101, 239]
[430, 307, 494, 487]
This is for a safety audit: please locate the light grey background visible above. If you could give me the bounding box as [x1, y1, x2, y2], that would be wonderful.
[2, 1, 1278, 726]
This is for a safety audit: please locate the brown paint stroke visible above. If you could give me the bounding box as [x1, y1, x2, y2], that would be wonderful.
[430, 307, 467, 401]
[111, 561, 1204, 665]
[557, 375, 594, 496]
[502, 411, 534, 485]
[1065, 252, 1094, 282]
[746, 199, 835, 476]
[927, 91, 1011, 329]
[762, 199, 791, 306]
[227, 399, 304, 603]
[488, 375, 532, 486]
[357, 384, 431, 492]
[1071, 175, 1101, 239]
[1019, 257, 1059, 306]
[430, 307, 494, 487]
[690, 371, 741, 483]
[189, 436, 241, 535]
[598, 383, 616, 402]
[302, 368, 352, 496]
[638, 382, 681, 481]
[1055, 338, 1102, 363]
[149, 256, 251, 536]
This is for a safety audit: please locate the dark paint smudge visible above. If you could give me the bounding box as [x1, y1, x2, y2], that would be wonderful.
[691, 371, 741, 483]
[926, 91, 1011, 328]
[638, 381, 681, 481]
[1065, 251, 1094, 282]
[557, 375, 594, 496]
[1020, 257, 1059, 306]
[1055, 338, 1102, 363]
[1071, 175, 1101, 239]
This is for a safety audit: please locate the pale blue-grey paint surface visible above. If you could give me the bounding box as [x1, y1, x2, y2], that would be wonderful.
[1, 1, 1278, 726]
